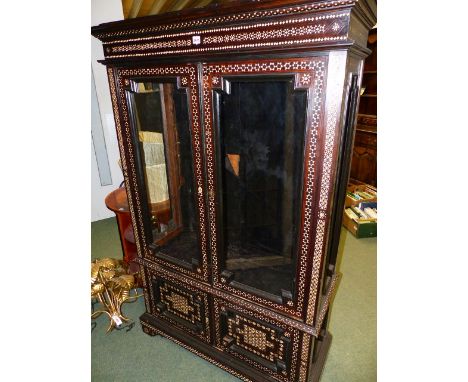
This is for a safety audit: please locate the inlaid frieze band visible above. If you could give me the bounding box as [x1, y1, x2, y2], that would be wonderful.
[102, 12, 349, 59]
[93, 2, 355, 40]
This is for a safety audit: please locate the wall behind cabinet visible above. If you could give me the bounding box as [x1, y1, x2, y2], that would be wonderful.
[91, 0, 125, 221]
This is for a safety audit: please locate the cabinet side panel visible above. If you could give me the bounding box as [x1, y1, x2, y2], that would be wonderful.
[305, 50, 348, 326]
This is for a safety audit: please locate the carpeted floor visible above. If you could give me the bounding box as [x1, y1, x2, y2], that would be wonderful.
[91, 217, 376, 381]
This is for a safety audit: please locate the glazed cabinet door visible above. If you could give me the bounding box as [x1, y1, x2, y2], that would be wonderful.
[202, 57, 328, 319]
[110, 64, 210, 282]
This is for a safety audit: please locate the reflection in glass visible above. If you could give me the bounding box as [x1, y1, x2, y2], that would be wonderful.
[129, 81, 200, 267]
[216, 78, 307, 300]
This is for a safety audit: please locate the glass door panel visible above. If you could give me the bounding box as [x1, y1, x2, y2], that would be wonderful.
[214, 76, 307, 302]
[127, 80, 200, 269]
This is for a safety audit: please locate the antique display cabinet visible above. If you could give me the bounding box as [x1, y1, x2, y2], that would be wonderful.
[91, 1, 376, 381]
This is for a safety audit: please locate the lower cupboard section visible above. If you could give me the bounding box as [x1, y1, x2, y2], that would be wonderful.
[213, 298, 310, 382]
[143, 268, 314, 382]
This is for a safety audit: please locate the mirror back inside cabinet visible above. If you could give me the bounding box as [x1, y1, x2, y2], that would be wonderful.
[92, 1, 376, 381]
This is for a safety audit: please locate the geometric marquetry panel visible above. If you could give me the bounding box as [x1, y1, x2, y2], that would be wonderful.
[215, 298, 298, 381]
[149, 274, 210, 343]
[160, 282, 201, 324]
[227, 315, 286, 363]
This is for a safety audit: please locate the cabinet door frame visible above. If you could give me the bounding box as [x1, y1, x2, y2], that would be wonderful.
[107, 64, 210, 282]
[202, 56, 337, 320]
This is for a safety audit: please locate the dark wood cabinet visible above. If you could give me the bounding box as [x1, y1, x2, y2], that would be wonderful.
[92, 1, 376, 381]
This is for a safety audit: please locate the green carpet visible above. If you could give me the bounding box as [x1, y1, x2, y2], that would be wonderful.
[91, 217, 376, 381]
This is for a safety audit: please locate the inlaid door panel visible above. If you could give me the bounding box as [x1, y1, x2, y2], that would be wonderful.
[202, 57, 329, 319]
[145, 268, 211, 344]
[110, 64, 210, 282]
[213, 298, 309, 382]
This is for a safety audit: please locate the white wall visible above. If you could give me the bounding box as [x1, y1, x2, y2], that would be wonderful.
[91, 0, 124, 222]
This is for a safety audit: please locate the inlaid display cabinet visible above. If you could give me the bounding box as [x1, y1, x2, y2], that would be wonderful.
[91, 1, 376, 381]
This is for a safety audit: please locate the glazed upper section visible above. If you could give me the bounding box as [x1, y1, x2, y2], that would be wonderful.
[91, 0, 376, 61]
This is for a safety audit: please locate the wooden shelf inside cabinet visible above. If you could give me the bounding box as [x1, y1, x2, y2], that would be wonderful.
[356, 114, 377, 132]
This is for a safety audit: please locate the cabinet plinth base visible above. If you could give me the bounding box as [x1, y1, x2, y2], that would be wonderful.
[140, 312, 332, 382]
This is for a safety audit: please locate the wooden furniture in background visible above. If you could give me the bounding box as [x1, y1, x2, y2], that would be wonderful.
[105, 187, 139, 274]
[350, 28, 377, 186]
[92, 1, 376, 381]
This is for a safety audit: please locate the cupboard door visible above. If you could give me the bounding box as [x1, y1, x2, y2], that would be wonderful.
[144, 267, 211, 344]
[213, 297, 303, 382]
[113, 65, 209, 281]
[202, 57, 328, 318]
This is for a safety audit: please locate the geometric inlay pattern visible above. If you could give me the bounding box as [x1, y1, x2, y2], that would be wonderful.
[160, 282, 201, 325]
[305, 52, 345, 325]
[102, 11, 349, 59]
[94, 3, 352, 41]
[147, 270, 211, 344]
[228, 315, 285, 363]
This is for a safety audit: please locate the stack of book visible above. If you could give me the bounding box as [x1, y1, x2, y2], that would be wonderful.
[346, 189, 376, 202]
[345, 204, 377, 220]
[343, 180, 377, 238]
[345, 183, 377, 208]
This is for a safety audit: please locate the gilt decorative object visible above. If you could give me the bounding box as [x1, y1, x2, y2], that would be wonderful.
[91, 258, 141, 332]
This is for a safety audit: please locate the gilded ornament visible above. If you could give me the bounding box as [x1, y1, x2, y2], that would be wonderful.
[91, 258, 142, 332]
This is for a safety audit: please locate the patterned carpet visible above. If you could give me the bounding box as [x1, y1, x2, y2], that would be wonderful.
[91, 217, 376, 381]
